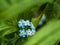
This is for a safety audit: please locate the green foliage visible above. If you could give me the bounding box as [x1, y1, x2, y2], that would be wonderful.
[23, 19, 60, 45]
[45, 0, 60, 20]
[0, 0, 53, 21]
[0, 0, 60, 45]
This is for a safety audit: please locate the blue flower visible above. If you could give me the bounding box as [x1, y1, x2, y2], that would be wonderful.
[24, 20, 31, 26]
[26, 29, 32, 36]
[31, 29, 36, 35]
[18, 20, 25, 28]
[19, 29, 26, 37]
[18, 23, 25, 28]
[31, 23, 35, 29]
[18, 19, 36, 37]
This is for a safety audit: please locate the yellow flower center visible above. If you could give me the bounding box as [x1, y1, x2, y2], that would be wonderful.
[22, 32, 24, 34]
[26, 22, 29, 24]
[28, 32, 30, 34]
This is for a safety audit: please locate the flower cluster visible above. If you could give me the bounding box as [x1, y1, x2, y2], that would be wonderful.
[18, 20, 36, 37]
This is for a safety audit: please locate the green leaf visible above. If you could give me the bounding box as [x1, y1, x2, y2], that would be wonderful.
[0, 0, 10, 12]
[0, 23, 18, 37]
[45, 0, 60, 20]
[0, 0, 53, 21]
[32, 14, 42, 27]
[54, 1, 60, 18]
[38, 30, 60, 45]
[23, 19, 60, 45]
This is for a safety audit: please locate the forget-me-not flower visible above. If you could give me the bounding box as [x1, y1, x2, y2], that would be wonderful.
[19, 29, 26, 37]
[24, 20, 31, 26]
[18, 20, 25, 28]
[18, 19, 36, 37]
[26, 29, 32, 36]
[31, 29, 36, 35]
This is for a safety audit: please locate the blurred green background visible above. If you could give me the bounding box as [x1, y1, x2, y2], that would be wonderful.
[0, 0, 60, 45]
